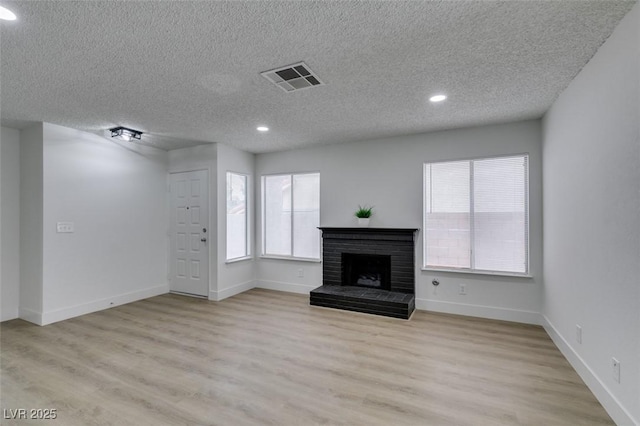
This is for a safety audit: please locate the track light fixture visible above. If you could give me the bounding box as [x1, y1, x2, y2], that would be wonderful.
[110, 127, 142, 142]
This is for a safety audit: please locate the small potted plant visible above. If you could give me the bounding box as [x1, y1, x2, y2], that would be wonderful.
[355, 205, 373, 227]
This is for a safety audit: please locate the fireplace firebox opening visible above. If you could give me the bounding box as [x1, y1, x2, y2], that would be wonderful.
[342, 253, 391, 290]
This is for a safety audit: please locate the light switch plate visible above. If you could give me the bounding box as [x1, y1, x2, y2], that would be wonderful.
[56, 222, 74, 233]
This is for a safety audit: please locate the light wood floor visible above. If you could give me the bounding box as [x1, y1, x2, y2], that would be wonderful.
[1, 289, 612, 425]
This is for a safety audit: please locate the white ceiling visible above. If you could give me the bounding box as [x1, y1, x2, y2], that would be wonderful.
[0, 1, 635, 153]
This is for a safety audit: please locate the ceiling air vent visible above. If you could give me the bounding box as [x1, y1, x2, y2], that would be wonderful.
[261, 62, 323, 93]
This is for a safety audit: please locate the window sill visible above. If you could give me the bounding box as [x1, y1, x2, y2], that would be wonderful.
[225, 256, 253, 264]
[260, 255, 321, 263]
[421, 267, 532, 279]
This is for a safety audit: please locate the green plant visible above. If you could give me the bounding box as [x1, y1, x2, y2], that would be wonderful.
[354, 205, 373, 219]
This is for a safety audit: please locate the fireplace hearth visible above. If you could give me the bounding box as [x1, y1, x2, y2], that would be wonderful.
[310, 228, 418, 319]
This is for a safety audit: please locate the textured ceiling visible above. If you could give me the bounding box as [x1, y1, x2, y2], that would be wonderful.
[0, 1, 636, 153]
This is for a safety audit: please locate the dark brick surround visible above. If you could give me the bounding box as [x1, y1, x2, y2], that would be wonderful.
[311, 228, 418, 319]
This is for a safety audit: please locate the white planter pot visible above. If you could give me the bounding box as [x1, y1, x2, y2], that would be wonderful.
[357, 218, 370, 227]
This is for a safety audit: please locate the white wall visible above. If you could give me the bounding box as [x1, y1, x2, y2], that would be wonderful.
[542, 4, 639, 425]
[19, 124, 44, 324]
[256, 120, 543, 324]
[215, 143, 256, 300]
[39, 123, 169, 324]
[1, 127, 21, 321]
[168, 144, 218, 297]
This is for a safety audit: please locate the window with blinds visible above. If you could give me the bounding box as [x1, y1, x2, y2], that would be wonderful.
[226, 172, 250, 260]
[262, 172, 320, 260]
[423, 155, 529, 275]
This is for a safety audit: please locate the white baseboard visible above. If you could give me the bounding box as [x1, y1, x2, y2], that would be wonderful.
[415, 298, 542, 325]
[209, 280, 256, 301]
[39, 284, 169, 326]
[542, 315, 636, 426]
[255, 280, 317, 295]
[18, 307, 43, 326]
[1, 308, 19, 322]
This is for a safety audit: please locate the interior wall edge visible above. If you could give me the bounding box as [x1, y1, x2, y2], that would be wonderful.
[209, 279, 256, 302]
[542, 315, 636, 426]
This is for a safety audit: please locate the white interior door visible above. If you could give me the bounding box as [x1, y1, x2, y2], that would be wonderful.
[170, 170, 209, 297]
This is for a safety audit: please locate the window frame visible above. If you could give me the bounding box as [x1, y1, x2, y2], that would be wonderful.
[225, 171, 251, 262]
[422, 153, 531, 277]
[261, 171, 321, 261]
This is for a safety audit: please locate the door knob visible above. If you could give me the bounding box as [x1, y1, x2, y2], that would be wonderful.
[200, 237, 207, 242]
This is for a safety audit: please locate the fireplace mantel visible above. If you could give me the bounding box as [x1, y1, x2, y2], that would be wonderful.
[319, 227, 419, 237]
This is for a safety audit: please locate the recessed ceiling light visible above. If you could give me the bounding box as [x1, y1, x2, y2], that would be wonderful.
[257, 126, 269, 132]
[0, 6, 17, 21]
[429, 94, 447, 103]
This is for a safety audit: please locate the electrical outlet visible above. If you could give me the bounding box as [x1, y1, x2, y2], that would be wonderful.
[612, 358, 620, 383]
[56, 222, 74, 233]
[459, 284, 466, 295]
[576, 325, 582, 344]
[297, 268, 304, 278]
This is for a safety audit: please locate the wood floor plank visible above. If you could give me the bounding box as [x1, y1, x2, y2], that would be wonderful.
[1, 289, 613, 425]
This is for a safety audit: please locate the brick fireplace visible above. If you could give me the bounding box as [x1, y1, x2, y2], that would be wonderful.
[310, 228, 418, 319]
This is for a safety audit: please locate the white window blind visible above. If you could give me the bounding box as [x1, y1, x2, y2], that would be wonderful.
[263, 172, 320, 259]
[424, 155, 529, 275]
[226, 172, 249, 260]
